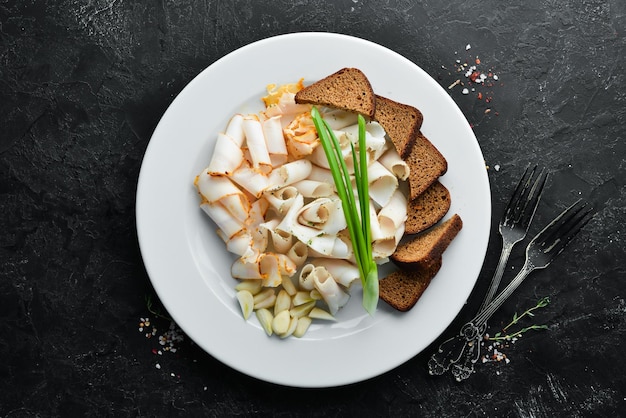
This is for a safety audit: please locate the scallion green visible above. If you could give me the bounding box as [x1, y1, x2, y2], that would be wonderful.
[311, 107, 378, 315]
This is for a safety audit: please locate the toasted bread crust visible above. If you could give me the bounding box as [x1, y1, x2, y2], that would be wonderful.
[391, 214, 463, 269]
[405, 181, 451, 234]
[373, 95, 423, 159]
[406, 132, 448, 201]
[379, 258, 442, 311]
[294, 68, 376, 118]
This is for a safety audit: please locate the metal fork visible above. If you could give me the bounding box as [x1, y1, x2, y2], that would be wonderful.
[434, 199, 593, 381]
[428, 166, 548, 376]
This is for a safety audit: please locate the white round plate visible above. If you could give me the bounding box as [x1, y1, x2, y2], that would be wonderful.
[136, 33, 491, 388]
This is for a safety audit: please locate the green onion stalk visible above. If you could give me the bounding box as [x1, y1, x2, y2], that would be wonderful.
[310, 107, 378, 315]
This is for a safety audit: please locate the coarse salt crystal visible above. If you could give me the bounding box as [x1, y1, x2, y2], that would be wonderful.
[493, 74, 499, 81]
[155, 363, 161, 369]
[466, 44, 471, 50]
[462, 88, 469, 95]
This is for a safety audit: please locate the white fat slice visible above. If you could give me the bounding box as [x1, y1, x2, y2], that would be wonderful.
[196, 174, 249, 223]
[297, 197, 346, 235]
[262, 115, 288, 156]
[200, 202, 244, 240]
[261, 219, 293, 254]
[373, 223, 405, 260]
[263, 186, 299, 214]
[290, 180, 333, 198]
[266, 159, 312, 191]
[367, 160, 398, 208]
[311, 258, 360, 288]
[225, 114, 245, 146]
[230, 163, 270, 198]
[275, 193, 305, 234]
[206, 133, 244, 175]
[284, 112, 319, 159]
[378, 189, 408, 238]
[286, 241, 308, 267]
[322, 108, 358, 130]
[231, 257, 263, 280]
[379, 147, 410, 181]
[308, 165, 336, 186]
[310, 266, 350, 315]
[243, 115, 272, 173]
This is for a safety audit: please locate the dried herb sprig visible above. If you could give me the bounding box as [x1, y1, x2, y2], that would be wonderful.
[487, 296, 550, 342]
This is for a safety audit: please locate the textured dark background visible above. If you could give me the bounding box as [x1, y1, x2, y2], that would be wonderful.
[1, 0, 625, 416]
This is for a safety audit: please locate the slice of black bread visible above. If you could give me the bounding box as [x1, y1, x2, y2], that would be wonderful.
[373, 95, 423, 159]
[294, 68, 376, 118]
[379, 258, 442, 312]
[391, 214, 462, 269]
[406, 132, 448, 201]
[405, 181, 451, 234]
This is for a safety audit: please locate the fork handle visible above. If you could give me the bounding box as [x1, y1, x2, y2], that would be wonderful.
[478, 239, 515, 312]
[472, 261, 535, 327]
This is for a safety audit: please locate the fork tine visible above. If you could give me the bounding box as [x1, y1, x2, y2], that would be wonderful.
[502, 165, 547, 229]
[532, 199, 593, 260]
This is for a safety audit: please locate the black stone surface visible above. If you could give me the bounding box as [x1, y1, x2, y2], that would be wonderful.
[1, 1, 625, 416]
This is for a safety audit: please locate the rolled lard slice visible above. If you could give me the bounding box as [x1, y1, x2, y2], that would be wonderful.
[286, 241, 308, 267]
[230, 163, 270, 198]
[373, 223, 405, 260]
[225, 114, 245, 146]
[322, 109, 358, 130]
[297, 197, 346, 235]
[341, 121, 387, 161]
[206, 133, 244, 175]
[290, 180, 333, 198]
[367, 160, 399, 208]
[262, 115, 288, 157]
[242, 115, 272, 173]
[311, 258, 360, 288]
[310, 266, 350, 315]
[378, 147, 410, 181]
[195, 174, 249, 223]
[260, 219, 293, 254]
[263, 186, 298, 214]
[308, 165, 335, 187]
[260, 253, 297, 287]
[284, 112, 319, 159]
[377, 189, 408, 239]
[266, 159, 312, 191]
[200, 202, 244, 240]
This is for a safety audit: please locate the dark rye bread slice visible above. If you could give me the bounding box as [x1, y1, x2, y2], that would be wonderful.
[379, 258, 442, 312]
[391, 214, 463, 269]
[405, 181, 451, 234]
[407, 132, 448, 201]
[294, 68, 376, 118]
[373, 95, 423, 159]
